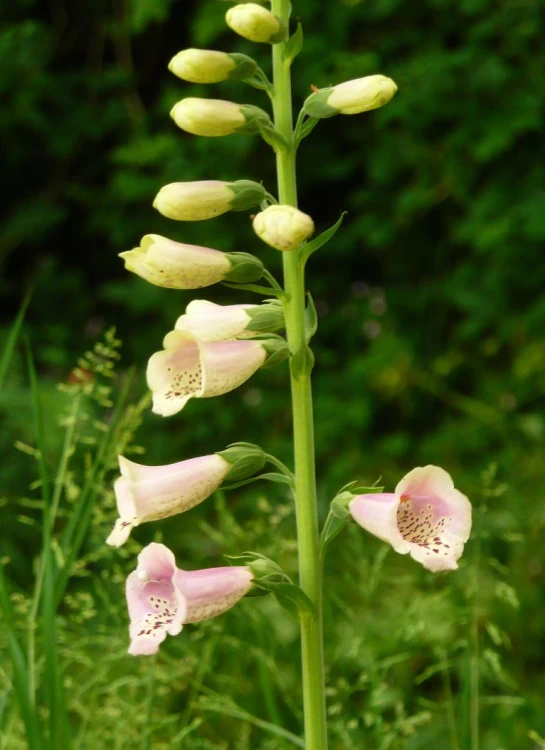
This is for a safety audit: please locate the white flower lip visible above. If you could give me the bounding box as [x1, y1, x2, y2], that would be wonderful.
[175, 300, 256, 342]
[349, 465, 472, 572]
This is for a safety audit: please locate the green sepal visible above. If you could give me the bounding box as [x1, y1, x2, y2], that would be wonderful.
[238, 105, 274, 135]
[282, 22, 303, 65]
[304, 293, 318, 343]
[224, 252, 264, 283]
[229, 180, 267, 211]
[295, 115, 319, 146]
[302, 90, 338, 119]
[246, 300, 285, 333]
[261, 338, 289, 368]
[256, 121, 289, 151]
[300, 212, 346, 266]
[269, 20, 289, 44]
[221, 471, 292, 491]
[227, 53, 258, 80]
[290, 342, 314, 379]
[217, 442, 266, 483]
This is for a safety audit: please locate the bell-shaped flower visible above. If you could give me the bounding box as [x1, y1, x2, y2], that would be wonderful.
[147, 330, 287, 417]
[120, 235, 265, 290]
[169, 49, 257, 84]
[153, 179, 266, 221]
[171, 98, 271, 138]
[348, 465, 471, 572]
[106, 453, 231, 547]
[225, 3, 287, 44]
[253, 205, 314, 251]
[126, 543, 254, 655]
[175, 299, 284, 342]
[304, 75, 398, 119]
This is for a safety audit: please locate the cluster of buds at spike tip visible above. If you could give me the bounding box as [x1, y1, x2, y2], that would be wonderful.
[225, 3, 287, 44]
[175, 299, 284, 342]
[153, 179, 266, 221]
[253, 205, 315, 251]
[169, 49, 258, 84]
[171, 98, 272, 138]
[147, 330, 288, 417]
[343, 466, 472, 572]
[303, 75, 398, 119]
[126, 543, 254, 655]
[106, 444, 266, 546]
[120, 235, 264, 289]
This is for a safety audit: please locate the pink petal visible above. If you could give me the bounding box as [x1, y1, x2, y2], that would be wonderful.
[175, 566, 253, 623]
[349, 494, 411, 554]
[200, 339, 266, 398]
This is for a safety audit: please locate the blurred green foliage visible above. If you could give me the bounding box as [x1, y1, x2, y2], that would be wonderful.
[1, 0, 545, 747]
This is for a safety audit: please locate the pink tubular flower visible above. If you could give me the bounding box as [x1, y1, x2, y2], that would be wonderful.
[348, 466, 471, 571]
[126, 543, 253, 655]
[106, 454, 230, 547]
[146, 330, 282, 417]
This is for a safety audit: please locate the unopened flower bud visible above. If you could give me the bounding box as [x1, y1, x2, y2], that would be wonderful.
[226, 3, 287, 44]
[253, 205, 314, 251]
[171, 98, 271, 138]
[303, 75, 398, 119]
[169, 49, 257, 84]
[153, 179, 266, 221]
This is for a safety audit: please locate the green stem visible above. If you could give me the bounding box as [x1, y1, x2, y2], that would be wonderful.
[270, 2, 328, 748]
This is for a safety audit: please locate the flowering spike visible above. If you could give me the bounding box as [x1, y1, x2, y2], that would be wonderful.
[253, 205, 315, 251]
[303, 75, 398, 119]
[171, 98, 272, 138]
[146, 331, 286, 416]
[348, 466, 472, 571]
[106, 453, 231, 546]
[225, 3, 288, 44]
[168, 49, 257, 84]
[153, 180, 266, 221]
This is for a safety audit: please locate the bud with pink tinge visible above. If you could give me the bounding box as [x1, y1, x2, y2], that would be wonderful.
[153, 179, 266, 221]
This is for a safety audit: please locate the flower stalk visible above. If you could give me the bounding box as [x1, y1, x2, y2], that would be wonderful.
[271, 0, 328, 746]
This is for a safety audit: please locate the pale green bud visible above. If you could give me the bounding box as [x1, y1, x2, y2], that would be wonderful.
[253, 205, 315, 251]
[304, 75, 397, 118]
[170, 98, 271, 138]
[168, 49, 257, 84]
[217, 442, 267, 482]
[225, 3, 288, 44]
[153, 180, 266, 221]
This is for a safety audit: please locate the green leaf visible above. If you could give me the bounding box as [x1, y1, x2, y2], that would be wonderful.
[300, 212, 347, 266]
[255, 580, 315, 620]
[282, 22, 303, 65]
[304, 293, 318, 343]
[0, 291, 31, 390]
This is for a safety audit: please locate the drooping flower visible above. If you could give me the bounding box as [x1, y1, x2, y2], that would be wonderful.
[153, 179, 266, 221]
[174, 299, 284, 342]
[147, 331, 287, 417]
[120, 235, 265, 290]
[225, 3, 287, 44]
[348, 465, 471, 571]
[169, 49, 257, 84]
[126, 543, 254, 655]
[303, 75, 398, 119]
[171, 98, 271, 137]
[106, 453, 231, 547]
[252, 205, 314, 251]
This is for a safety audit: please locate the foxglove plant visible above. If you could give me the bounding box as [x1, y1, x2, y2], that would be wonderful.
[108, 2, 472, 747]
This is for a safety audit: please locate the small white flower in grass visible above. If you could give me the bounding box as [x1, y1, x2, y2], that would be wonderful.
[147, 331, 285, 417]
[348, 465, 471, 571]
[106, 453, 231, 547]
[126, 543, 253, 655]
